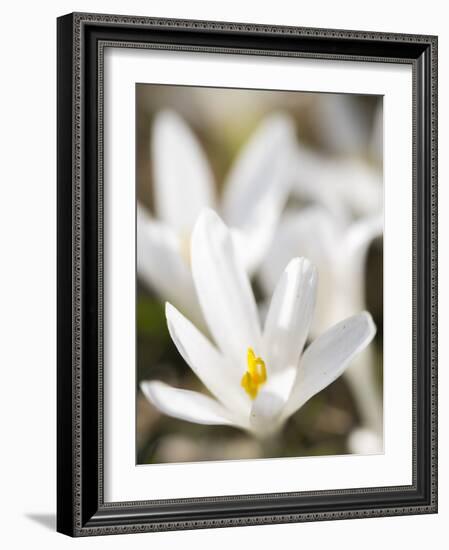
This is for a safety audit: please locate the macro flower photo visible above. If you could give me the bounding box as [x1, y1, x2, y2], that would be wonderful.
[136, 85, 383, 464]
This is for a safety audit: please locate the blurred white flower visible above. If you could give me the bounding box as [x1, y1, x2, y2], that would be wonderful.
[293, 148, 382, 222]
[291, 98, 382, 223]
[138, 110, 295, 326]
[262, 97, 383, 447]
[141, 210, 376, 438]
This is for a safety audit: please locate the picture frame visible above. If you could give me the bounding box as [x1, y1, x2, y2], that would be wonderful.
[57, 12, 438, 536]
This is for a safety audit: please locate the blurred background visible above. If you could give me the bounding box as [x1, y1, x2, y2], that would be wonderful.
[136, 84, 383, 465]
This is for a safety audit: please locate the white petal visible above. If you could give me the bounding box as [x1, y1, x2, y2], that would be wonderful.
[283, 312, 376, 419]
[336, 214, 383, 318]
[292, 147, 382, 219]
[259, 208, 336, 336]
[152, 110, 216, 233]
[137, 205, 204, 327]
[263, 366, 297, 406]
[230, 227, 273, 277]
[250, 390, 285, 436]
[343, 346, 383, 432]
[191, 209, 261, 365]
[345, 214, 383, 279]
[263, 258, 317, 373]
[221, 113, 295, 271]
[292, 146, 350, 224]
[330, 160, 383, 218]
[222, 112, 295, 224]
[141, 381, 239, 426]
[166, 303, 250, 417]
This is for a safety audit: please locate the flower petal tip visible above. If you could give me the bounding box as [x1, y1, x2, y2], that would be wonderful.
[140, 380, 158, 404]
[165, 301, 175, 316]
[265, 111, 296, 137]
[362, 311, 377, 340]
[153, 108, 181, 129]
[191, 208, 228, 258]
[286, 256, 316, 275]
[284, 257, 318, 291]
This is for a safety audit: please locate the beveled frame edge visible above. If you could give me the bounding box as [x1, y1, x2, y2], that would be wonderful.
[57, 11, 438, 537]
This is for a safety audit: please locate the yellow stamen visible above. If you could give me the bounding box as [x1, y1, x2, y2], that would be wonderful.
[241, 348, 267, 400]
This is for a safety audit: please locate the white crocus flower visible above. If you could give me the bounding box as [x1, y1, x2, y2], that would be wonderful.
[138, 110, 295, 326]
[291, 146, 382, 224]
[291, 99, 382, 223]
[141, 210, 376, 438]
[259, 207, 383, 435]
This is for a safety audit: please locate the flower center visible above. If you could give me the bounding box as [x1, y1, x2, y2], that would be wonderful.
[241, 348, 267, 400]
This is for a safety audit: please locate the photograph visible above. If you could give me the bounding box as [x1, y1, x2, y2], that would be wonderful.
[135, 84, 384, 465]
[0, 0, 442, 544]
[54, 10, 437, 537]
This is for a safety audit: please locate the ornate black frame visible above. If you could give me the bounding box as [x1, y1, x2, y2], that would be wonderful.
[57, 12, 438, 537]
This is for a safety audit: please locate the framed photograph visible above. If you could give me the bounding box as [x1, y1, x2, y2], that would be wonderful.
[57, 12, 438, 536]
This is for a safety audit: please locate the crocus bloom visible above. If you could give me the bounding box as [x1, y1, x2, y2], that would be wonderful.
[138, 110, 294, 326]
[259, 207, 383, 434]
[141, 210, 376, 438]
